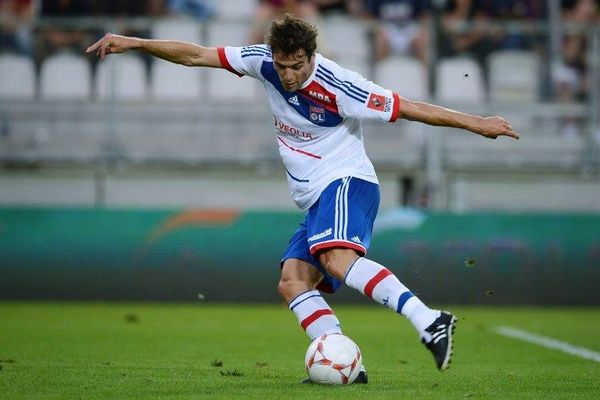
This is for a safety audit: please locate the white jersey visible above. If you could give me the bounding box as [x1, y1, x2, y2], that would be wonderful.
[218, 45, 400, 211]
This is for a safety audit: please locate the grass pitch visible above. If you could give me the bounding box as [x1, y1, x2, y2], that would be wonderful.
[1, 302, 599, 399]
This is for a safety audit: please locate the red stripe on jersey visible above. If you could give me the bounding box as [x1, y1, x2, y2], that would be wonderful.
[364, 268, 393, 298]
[277, 137, 322, 159]
[301, 309, 334, 330]
[390, 92, 401, 122]
[309, 240, 366, 256]
[217, 47, 243, 77]
[298, 81, 339, 114]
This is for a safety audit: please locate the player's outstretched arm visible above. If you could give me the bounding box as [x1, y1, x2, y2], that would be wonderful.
[399, 97, 520, 140]
[86, 33, 221, 68]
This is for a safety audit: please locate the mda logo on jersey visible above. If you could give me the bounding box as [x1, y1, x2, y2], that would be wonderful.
[367, 93, 391, 112]
[309, 105, 325, 123]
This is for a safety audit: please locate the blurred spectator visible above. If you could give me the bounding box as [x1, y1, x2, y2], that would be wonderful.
[248, 0, 321, 44]
[165, 0, 215, 20]
[437, 0, 488, 62]
[0, 0, 37, 55]
[348, 0, 431, 63]
[35, 0, 93, 63]
[312, 0, 348, 15]
[437, 0, 545, 65]
[554, 0, 599, 139]
[89, 0, 166, 17]
[474, 0, 546, 51]
[556, 0, 598, 101]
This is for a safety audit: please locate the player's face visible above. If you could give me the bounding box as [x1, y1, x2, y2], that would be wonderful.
[272, 49, 315, 92]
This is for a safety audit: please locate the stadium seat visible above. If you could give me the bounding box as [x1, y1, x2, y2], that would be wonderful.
[374, 55, 428, 101]
[213, 0, 255, 20]
[435, 56, 486, 103]
[205, 20, 258, 101]
[151, 18, 203, 43]
[488, 50, 541, 101]
[0, 53, 36, 100]
[206, 19, 251, 47]
[40, 51, 92, 100]
[205, 69, 259, 102]
[320, 16, 370, 59]
[95, 54, 147, 100]
[150, 59, 202, 101]
[335, 56, 371, 80]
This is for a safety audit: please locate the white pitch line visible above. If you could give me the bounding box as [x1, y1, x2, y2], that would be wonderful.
[495, 326, 600, 364]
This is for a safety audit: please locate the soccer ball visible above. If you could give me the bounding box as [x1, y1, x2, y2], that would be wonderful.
[304, 334, 362, 384]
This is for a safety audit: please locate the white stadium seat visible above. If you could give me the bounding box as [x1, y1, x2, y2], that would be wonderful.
[213, 0, 255, 20]
[374, 55, 428, 101]
[335, 56, 371, 80]
[95, 54, 147, 100]
[205, 20, 257, 101]
[0, 53, 36, 100]
[40, 52, 92, 100]
[151, 18, 203, 43]
[321, 16, 370, 59]
[488, 50, 541, 101]
[435, 56, 486, 103]
[150, 59, 202, 101]
[205, 19, 251, 47]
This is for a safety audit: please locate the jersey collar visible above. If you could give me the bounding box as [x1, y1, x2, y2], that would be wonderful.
[299, 53, 320, 91]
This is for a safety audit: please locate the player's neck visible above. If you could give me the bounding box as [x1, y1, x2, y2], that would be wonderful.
[298, 55, 317, 90]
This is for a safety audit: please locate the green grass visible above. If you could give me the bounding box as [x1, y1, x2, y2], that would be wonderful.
[1, 302, 599, 399]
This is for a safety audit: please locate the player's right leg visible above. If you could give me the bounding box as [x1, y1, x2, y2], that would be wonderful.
[279, 259, 369, 384]
[279, 258, 341, 339]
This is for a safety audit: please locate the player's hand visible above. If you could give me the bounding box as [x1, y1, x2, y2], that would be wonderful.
[86, 33, 134, 61]
[477, 116, 520, 140]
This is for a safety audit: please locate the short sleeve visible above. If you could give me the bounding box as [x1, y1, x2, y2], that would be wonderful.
[217, 45, 271, 81]
[334, 68, 401, 123]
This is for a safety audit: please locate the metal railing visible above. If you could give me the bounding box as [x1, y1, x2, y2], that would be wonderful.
[0, 15, 599, 209]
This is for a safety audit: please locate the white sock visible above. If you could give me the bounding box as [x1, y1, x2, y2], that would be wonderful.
[289, 289, 342, 340]
[345, 257, 439, 339]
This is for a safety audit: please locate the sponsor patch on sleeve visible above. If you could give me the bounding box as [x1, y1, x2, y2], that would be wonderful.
[367, 93, 392, 112]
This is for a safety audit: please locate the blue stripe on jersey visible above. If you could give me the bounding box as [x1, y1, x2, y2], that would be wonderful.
[241, 46, 270, 57]
[316, 67, 368, 103]
[315, 71, 366, 103]
[260, 61, 343, 127]
[284, 166, 309, 183]
[241, 52, 269, 58]
[242, 45, 270, 52]
[317, 65, 369, 97]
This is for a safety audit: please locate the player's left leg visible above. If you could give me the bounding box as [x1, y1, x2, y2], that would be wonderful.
[321, 249, 439, 340]
[319, 249, 456, 370]
[309, 177, 456, 371]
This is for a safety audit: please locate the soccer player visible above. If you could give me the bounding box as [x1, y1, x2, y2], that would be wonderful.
[87, 14, 519, 383]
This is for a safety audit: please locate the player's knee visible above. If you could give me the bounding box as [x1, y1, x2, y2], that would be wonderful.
[319, 248, 359, 281]
[320, 260, 345, 281]
[277, 275, 302, 303]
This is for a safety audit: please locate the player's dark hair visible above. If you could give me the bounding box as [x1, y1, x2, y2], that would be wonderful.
[266, 14, 318, 59]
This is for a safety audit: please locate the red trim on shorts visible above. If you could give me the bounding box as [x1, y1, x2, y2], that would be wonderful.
[309, 240, 366, 256]
[217, 47, 243, 77]
[390, 92, 401, 122]
[364, 268, 393, 298]
[301, 309, 334, 330]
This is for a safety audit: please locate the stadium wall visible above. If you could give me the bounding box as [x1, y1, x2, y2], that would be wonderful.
[1, 207, 599, 305]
